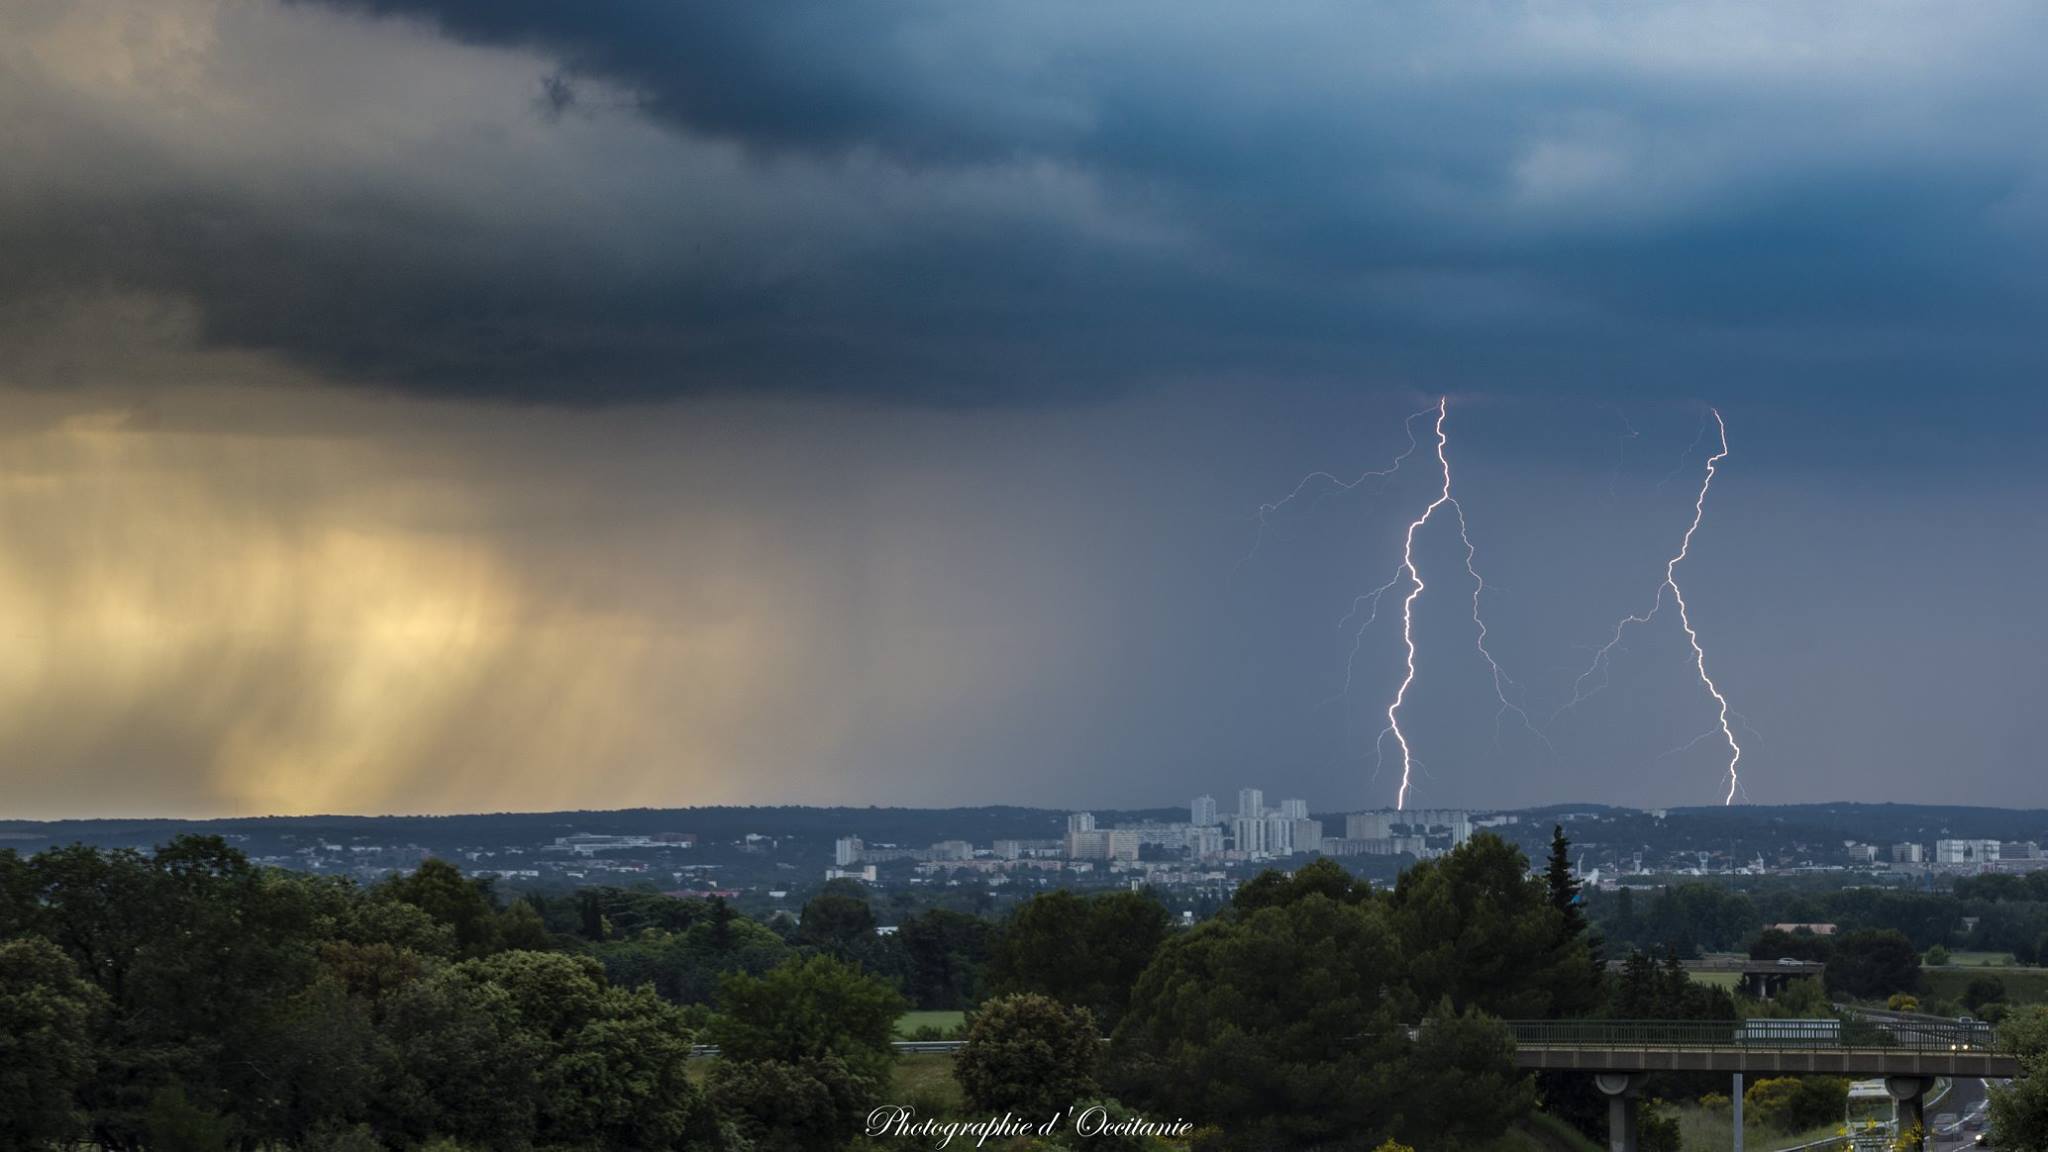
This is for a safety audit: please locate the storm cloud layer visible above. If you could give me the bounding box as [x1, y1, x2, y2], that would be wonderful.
[10, 1, 2048, 402]
[3, 1, 2047, 815]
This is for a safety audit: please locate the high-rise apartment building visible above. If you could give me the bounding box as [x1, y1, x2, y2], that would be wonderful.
[1237, 788, 1264, 821]
[1292, 817, 1323, 853]
[1233, 815, 1268, 855]
[1280, 798, 1309, 820]
[1067, 812, 1097, 835]
[1264, 813, 1294, 856]
[834, 836, 863, 866]
[1191, 795, 1218, 826]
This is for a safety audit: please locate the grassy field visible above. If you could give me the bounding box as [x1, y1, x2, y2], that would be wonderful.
[895, 1009, 968, 1037]
[1516, 1112, 1605, 1152]
[893, 1051, 968, 1114]
[1672, 1104, 1845, 1151]
[1924, 964, 2048, 1006]
[1944, 951, 2020, 967]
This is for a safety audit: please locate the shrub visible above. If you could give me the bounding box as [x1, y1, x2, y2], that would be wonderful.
[1925, 945, 1952, 966]
[1638, 1100, 1682, 1152]
[1887, 993, 1921, 1012]
[1744, 1077, 1849, 1132]
[1963, 976, 2008, 1013]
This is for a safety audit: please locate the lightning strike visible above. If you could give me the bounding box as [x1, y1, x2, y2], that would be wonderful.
[1557, 410, 1744, 804]
[1376, 398, 1543, 809]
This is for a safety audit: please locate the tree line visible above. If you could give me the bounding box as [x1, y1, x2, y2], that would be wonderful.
[12, 828, 2040, 1150]
[1590, 873, 2048, 964]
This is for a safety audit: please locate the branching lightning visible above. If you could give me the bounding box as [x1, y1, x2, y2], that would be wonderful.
[1371, 398, 1545, 809]
[1233, 405, 1435, 582]
[1555, 409, 1744, 804]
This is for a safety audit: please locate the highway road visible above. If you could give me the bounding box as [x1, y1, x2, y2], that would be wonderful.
[1929, 1078, 1994, 1151]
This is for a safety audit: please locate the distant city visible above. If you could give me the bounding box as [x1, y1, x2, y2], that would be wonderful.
[7, 796, 2045, 921]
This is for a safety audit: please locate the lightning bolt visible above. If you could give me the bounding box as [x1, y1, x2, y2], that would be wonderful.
[1556, 409, 1744, 804]
[1233, 405, 1436, 581]
[1373, 398, 1543, 809]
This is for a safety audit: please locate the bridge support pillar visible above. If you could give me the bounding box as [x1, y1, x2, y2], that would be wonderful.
[1885, 1076, 1935, 1151]
[1594, 1072, 1647, 1152]
[1731, 1072, 1743, 1152]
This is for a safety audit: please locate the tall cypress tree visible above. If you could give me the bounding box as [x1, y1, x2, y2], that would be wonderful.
[1545, 824, 1587, 936]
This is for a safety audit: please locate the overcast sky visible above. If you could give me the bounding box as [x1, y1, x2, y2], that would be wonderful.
[5, 0, 2047, 817]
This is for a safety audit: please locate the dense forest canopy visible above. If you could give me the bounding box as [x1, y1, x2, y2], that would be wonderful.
[3, 828, 2045, 1150]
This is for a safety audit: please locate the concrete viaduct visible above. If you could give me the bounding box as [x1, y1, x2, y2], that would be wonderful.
[1506, 1017, 2018, 1152]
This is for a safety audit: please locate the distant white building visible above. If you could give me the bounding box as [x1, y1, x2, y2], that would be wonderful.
[1280, 798, 1309, 820]
[1233, 815, 1268, 856]
[1892, 843, 1925, 864]
[1237, 788, 1265, 821]
[1191, 795, 1219, 826]
[1291, 817, 1324, 854]
[1067, 812, 1097, 835]
[1185, 824, 1225, 858]
[1936, 839, 2000, 865]
[834, 836, 863, 866]
[1264, 813, 1295, 856]
[1346, 811, 1393, 840]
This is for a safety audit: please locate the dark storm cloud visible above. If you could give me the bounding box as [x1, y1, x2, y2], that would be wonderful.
[8, 1, 2048, 404]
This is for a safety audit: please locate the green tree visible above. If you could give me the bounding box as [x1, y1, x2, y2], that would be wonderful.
[897, 907, 995, 1010]
[597, 915, 793, 1006]
[1825, 929, 1922, 1001]
[797, 880, 879, 957]
[707, 1055, 873, 1152]
[1395, 1002, 1536, 1151]
[378, 858, 504, 958]
[1387, 833, 1602, 1018]
[378, 950, 715, 1151]
[954, 993, 1102, 1118]
[707, 956, 904, 1150]
[1544, 825, 1587, 938]
[991, 889, 1171, 1029]
[1989, 1005, 2048, 1150]
[146, 1086, 233, 1152]
[1110, 885, 1417, 1149]
[0, 936, 105, 1150]
[709, 954, 906, 1087]
[1751, 927, 1834, 963]
[375, 962, 546, 1148]
[1964, 975, 2009, 1013]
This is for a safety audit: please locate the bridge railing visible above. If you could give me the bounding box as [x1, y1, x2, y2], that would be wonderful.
[1504, 1018, 1996, 1053]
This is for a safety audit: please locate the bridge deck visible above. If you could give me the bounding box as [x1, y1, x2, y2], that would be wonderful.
[1511, 1043, 2017, 1077]
[1505, 1020, 2019, 1079]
